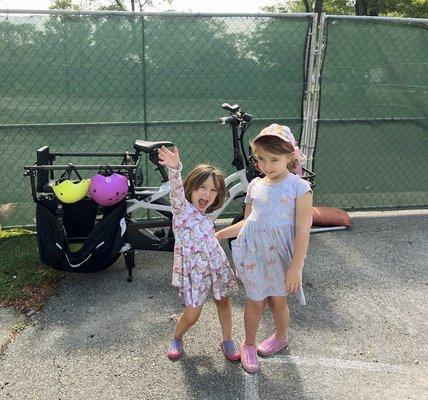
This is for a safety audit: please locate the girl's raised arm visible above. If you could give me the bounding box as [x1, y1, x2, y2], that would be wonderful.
[158, 146, 180, 170]
[158, 146, 186, 216]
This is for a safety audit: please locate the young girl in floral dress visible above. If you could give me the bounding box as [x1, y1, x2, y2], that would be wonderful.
[158, 145, 240, 361]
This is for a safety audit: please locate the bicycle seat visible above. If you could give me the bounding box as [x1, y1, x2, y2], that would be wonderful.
[133, 140, 173, 153]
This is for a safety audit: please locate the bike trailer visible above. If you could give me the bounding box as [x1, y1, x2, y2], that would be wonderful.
[35, 197, 130, 274]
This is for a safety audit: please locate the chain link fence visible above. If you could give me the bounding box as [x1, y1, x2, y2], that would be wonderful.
[313, 15, 428, 209]
[0, 10, 427, 227]
[0, 10, 313, 226]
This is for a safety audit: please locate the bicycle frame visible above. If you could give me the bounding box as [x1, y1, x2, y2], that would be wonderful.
[127, 182, 171, 213]
[127, 168, 249, 219]
[126, 103, 257, 221]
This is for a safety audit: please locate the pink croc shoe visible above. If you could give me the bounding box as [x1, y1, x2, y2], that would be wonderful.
[221, 340, 240, 361]
[240, 343, 259, 373]
[257, 334, 289, 356]
[167, 338, 183, 360]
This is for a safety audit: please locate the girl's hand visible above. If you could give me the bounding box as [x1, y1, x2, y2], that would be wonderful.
[158, 146, 180, 169]
[285, 266, 302, 294]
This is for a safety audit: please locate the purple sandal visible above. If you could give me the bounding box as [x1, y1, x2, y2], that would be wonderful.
[221, 340, 240, 361]
[167, 338, 183, 360]
[257, 334, 289, 356]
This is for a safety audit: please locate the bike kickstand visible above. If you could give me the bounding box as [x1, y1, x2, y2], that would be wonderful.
[123, 249, 135, 282]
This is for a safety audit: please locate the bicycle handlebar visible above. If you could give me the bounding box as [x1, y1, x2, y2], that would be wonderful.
[221, 103, 240, 113]
[218, 115, 235, 125]
[218, 103, 253, 125]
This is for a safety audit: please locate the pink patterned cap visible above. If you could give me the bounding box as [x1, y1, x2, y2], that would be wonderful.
[254, 123, 297, 146]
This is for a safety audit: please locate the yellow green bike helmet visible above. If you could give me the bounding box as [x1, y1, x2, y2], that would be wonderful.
[53, 179, 91, 204]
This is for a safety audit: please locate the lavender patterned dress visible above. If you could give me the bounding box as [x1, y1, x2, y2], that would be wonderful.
[168, 165, 236, 308]
[231, 174, 311, 304]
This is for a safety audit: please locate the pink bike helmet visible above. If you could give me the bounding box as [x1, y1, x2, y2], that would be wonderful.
[89, 173, 128, 206]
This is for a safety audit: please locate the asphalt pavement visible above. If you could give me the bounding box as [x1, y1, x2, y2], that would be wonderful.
[0, 210, 427, 400]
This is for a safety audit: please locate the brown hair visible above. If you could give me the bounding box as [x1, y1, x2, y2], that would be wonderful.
[184, 164, 226, 212]
[251, 135, 299, 173]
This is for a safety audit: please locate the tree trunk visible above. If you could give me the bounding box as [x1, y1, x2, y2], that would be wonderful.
[355, 0, 367, 15]
[314, 0, 323, 17]
[368, 1, 380, 16]
[302, 0, 311, 13]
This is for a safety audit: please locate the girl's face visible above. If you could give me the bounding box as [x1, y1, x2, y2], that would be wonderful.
[256, 148, 291, 183]
[191, 175, 218, 213]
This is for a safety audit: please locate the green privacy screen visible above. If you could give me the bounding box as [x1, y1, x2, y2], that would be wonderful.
[314, 16, 428, 209]
[0, 12, 311, 226]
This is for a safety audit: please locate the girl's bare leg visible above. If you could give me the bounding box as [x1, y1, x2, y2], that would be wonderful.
[244, 299, 265, 346]
[267, 296, 289, 339]
[214, 297, 233, 340]
[173, 306, 203, 339]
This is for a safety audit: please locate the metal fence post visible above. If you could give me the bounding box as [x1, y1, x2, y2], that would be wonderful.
[301, 13, 326, 174]
[300, 14, 318, 170]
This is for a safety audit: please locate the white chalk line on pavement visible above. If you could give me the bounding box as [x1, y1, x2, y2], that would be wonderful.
[244, 371, 260, 400]
[243, 354, 407, 399]
[261, 354, 405, 372]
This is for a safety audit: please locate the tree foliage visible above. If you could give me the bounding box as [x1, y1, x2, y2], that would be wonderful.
[262, 1, 428, 17]
[49, 0, 81, 10]
[49, 0, 173, 11]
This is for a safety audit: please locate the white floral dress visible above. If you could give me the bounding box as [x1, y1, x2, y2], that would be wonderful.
[168, 165, 236, 308]
[231, 174, 311, 304]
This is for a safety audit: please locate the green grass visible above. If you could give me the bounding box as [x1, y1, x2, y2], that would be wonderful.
[0, 231, 65, 311]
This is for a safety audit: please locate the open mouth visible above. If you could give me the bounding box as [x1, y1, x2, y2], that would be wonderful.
[198, 199, 209, 209]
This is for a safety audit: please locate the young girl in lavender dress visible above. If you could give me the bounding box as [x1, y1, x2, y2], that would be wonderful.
[216, 124, 313, 373]
[157, 145, 240, 361]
